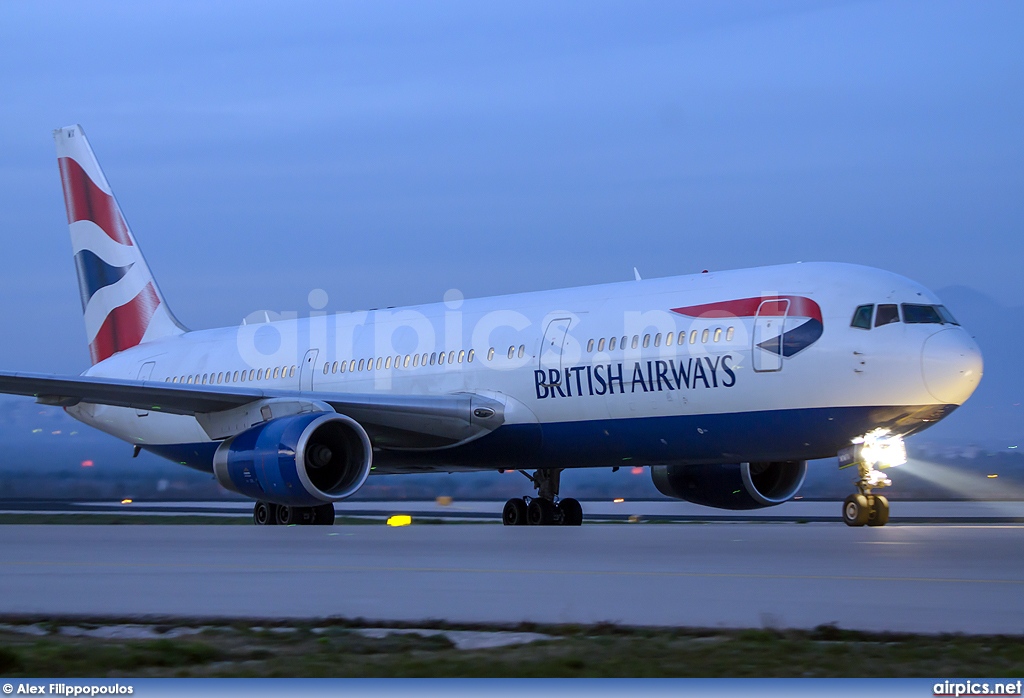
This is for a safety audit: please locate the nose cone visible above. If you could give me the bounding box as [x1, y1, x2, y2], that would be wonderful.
[921, 328, 983, 404]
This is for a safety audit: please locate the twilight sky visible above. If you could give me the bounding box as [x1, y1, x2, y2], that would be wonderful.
[0, 0, 1020, 392]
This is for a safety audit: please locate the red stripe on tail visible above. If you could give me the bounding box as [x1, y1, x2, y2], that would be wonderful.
[88, 283, 160, 364]
[57, 157, 133, 247]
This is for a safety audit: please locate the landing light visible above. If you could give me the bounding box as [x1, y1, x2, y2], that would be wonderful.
[848, 429, 908, 470]
[386, 515, 411, 527]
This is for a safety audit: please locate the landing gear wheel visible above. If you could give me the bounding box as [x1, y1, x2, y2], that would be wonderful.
[528, 498, 555, 526]
[559, 498, 583, 526]
[253, 501, 277, 526]
[842, 494, 870, 527]
[313, 503, 336, 526]
[274, 499, 313, 521]
[867, 495, 889, 527]
[502, 498, 528, 526]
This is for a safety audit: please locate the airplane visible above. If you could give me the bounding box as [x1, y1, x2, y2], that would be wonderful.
[0, 124, 983, 527]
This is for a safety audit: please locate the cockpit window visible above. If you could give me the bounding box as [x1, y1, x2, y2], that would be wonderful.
[902, 304, 943, 324]
[851, 305, 873, 330]
[875, 304, 900, 327]
[936, 305, 960, 325]
[903, 303, 960, 326]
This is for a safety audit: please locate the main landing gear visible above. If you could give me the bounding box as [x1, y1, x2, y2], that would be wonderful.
[838, 430, 906, 528]
[502, 468, 583, 526]
[253, 501, 336, 526]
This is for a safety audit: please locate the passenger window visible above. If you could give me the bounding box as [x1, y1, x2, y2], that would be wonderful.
[620, 336, 627, 350]
[404, 355, 411, 368]
[233, 371, 239, 382]
[458, 350, 465, 363]
[609, 337, 617, 351]
[680, 331, 688, 345]
[654, 333, 661, 347]
[488, 348, 494, 361]
[413, 354, 419, 367]
[689, 330, 697, 344]
[875, 304, 900, 327]
[902, 304, 944, 324]
[518, 345, 525, 359]
[348, 361, 355, 373]
[385, 356, 391, 369]
[449, 350, 456, 364]
[357, 359, 364, 371]
[340, 361, 346, 373]
[665, 332, 673, 347]
[713, 328, 721, 342]
[376, 357, 382, 370]
[597, 338, 605, 352]
[430, 353, 436, 365]
[333, 361, 339, 373]
[256, 369, 263, 380]
[701, 329, 709, 343]
[631, 336, 638, 349]
[202, 374, 208, 384]
[272, 367, 279, 379]
[239, 372, 246, 383]
[508, 346, 514, 359]
[438, 352, 445, 365]
[468, 349, 475, 362]
[322, 363, 328, 375]
[851, 304, 874, 330]
[643, 334, 650, 349]
[587, 339, 594, 352]
[726, 327, 734, 342]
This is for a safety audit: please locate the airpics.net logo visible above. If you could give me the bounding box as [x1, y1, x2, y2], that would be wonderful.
[934, 680, 1023, 697]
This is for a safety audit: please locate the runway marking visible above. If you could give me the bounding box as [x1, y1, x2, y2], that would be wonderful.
[0, 560, 1020, 586]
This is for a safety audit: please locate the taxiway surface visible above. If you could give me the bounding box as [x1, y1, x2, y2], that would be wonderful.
[0, 523, 1020, 634]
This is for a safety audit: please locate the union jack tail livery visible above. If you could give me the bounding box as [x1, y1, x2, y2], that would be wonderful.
[54, 125, 186, 364]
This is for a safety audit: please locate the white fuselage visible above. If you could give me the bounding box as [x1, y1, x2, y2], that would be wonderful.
[67, 261, 982, 474]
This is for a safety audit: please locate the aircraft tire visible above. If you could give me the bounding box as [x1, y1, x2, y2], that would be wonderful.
[253, 501, 277, 526]
[842, 494, 870, 527]
[313, 503, 336, 526]
[502, 498, 528, 526]
[527, 498, 555, 526]
[867, 495, 889, 527]
[275, 504, 296, 525]
[559, 498, 583, 526]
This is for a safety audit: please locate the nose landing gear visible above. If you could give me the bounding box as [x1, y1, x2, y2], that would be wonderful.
[502, 468, 583, 526]
[838, 430, 905, 528]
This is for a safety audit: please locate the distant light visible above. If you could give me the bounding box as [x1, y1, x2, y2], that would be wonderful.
[80, 460, 94, 467]
[51, 430, 61, 435]
[1009, 446, 1018, 449]
[120, 498, 132, 505]
[613, 498, 625, 504]
[435, 496, 452, 506]
[794, 495, 803, 500]
[631, 467, 643, 475]
[987, 474, 999, 479]
[31, 429, 41, 433]
[386, 515, 411, 527]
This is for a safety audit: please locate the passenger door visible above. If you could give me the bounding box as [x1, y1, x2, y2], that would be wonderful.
[299, 349, 319, 391]
[538, 317, 571, 386]
[752, 299, 789, 372]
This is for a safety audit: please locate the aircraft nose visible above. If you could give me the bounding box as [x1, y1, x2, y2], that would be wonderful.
[921, 328, 983, 404]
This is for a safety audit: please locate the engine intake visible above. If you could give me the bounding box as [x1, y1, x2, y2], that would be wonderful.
[213, 412, 372, 506]
[651, 461, 807, 510]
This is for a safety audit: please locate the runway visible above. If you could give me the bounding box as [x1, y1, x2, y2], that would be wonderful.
[0, 523, 1021, 634]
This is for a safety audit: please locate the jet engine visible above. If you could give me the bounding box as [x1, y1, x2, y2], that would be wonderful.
[651, 461, 807, 510]
[213, 412, 372, 506]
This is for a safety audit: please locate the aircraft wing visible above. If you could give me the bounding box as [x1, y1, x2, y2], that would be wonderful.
[0, 371, 505, 449]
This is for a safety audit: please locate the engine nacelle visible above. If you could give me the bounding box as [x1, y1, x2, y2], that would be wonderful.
[213, 412, 372, 506]
[651, 461, 807, 510]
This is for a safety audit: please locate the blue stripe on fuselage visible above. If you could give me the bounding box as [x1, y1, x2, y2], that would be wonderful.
[142, 404, 954, 474]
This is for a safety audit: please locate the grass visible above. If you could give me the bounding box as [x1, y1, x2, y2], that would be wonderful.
[0, 620, 1021, 677]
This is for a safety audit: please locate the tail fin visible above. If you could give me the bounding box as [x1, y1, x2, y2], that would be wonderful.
[54, 125, 186, 364]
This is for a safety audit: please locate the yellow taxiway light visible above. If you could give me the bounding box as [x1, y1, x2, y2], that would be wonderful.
[386, 515, 412, 527]
[120, 498, 132, 505]
[435, 496, 453, 506]
[613, 498, 625, 504]
[987, 474, 999, 479]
